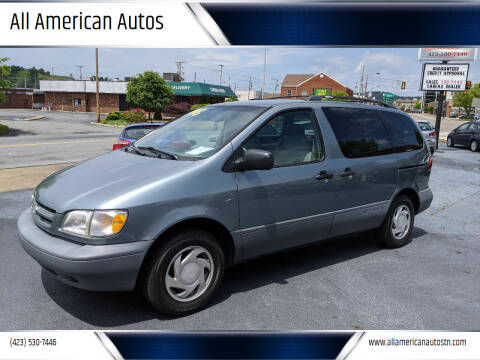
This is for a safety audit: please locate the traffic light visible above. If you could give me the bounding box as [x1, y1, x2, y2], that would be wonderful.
[466, 80, 472, 89]
[401, 81, 406, 90]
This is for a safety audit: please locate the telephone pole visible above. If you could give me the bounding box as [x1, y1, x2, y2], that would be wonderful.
[218, 64, 224, 86]
[76, 65, 84, 80]
[248, 76, 252, 100]
[262, 48, 267, 99]
[95, 48, 100, 122]
[175, 61, 186, 81]
[359, 64, 365, 97]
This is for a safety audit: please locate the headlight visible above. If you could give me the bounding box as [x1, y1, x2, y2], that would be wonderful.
[61, 210, 127, 237]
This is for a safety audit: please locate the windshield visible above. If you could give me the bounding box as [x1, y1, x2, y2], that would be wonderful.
[417, 122, 433, 131]
[133, 105, 266, 159]
[124, 125, 160, 140]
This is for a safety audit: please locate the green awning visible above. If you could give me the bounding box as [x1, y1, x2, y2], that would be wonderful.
[166, 82, 236, 98]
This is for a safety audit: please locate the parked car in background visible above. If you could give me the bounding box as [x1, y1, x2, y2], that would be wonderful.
[449, 111, 457, 118]
[447, 121, 480, 152]
[113, 122, 164, 150]
[416, 121, 436, 153]
[18, 98, 433, 315]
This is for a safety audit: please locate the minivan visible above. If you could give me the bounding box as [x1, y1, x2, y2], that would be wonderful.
[18, 97, 433, 315]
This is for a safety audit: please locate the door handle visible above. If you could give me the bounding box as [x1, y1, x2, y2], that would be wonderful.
[316, 170, 333, 180]
[339, 167, 355, 177]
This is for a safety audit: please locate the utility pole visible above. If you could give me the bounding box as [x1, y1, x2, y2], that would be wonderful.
[175, 61, 186, 81]
[359, 64, 365, 97]
[95, 48, 100, 122]
[262, 48, 267, 99]
[365, 74, 369, 97]
[272, 78, 279, 94]
[194, 72, 196, 82]
[228, 75, 231, 87]
[218, 64, 224, 85]
[76, 65, 84, 80]
[248, 76, 252, 100]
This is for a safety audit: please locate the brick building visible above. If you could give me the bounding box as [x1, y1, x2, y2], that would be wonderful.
[281, 73, 353, 98]
[0, 88, 44, 109]
[40, 80, 128, 113]
[38, 80, 235, 113]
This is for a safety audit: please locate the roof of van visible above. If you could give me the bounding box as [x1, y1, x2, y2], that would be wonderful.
[211, 99, 398, 110]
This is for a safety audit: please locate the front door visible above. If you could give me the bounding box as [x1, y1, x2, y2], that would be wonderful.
[234, 109, 338, 260]
[455, 122, 472, 145]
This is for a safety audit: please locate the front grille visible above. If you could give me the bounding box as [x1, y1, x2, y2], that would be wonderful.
[32, 199, 56, 229]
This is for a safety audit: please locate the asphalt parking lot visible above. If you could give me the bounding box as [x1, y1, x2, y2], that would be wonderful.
[0, 109, 120, 169]
[0, 144, 479, 330]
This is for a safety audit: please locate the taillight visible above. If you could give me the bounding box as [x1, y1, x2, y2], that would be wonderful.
[428, 156, 433, 169]
[429, 131, 436, 137]
[113, 140, 130, 150]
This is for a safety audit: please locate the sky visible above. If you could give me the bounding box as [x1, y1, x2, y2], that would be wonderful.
[2, 47, 480, 96]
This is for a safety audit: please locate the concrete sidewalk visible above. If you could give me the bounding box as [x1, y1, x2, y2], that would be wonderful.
[0, 163, 73, 193]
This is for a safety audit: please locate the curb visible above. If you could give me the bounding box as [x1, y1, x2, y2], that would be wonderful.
[22, 115, 45, 121]
[90, 121, 124, 128]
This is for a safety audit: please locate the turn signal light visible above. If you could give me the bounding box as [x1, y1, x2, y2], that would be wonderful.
[428, 131, 436, 137]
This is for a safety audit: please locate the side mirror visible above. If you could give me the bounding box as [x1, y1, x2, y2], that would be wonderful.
[236, 149, 274, 171]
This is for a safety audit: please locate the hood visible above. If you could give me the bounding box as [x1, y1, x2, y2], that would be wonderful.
[35, 150, 194, 213]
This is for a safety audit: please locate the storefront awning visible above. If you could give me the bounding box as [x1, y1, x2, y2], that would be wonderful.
[167, 82, 236, 97]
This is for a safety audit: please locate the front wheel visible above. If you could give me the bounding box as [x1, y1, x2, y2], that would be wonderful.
[376, 195, 415, 248]
[470, 140, 479, 152]
[141, 229, 225, 316]
[447, 137, 454, 147]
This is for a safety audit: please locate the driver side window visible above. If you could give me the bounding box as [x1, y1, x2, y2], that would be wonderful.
[243, 109, 324, 167]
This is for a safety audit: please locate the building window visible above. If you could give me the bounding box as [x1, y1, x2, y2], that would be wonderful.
[302, 90, 307, 96]
[74, 98, 82, 106]
[67, 98, 72, 105]
[287, 90, 292, 96]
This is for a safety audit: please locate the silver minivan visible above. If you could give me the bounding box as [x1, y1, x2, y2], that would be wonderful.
[18, 98, 433, 315]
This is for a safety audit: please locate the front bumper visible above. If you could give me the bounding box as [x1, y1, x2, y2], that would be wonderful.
[17, 209, 153, 291]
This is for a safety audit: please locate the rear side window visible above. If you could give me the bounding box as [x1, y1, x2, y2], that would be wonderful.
[379, 112, 424, 152]
[322, 107, 393, 158]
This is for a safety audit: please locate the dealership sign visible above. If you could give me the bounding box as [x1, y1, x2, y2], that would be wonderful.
[418, 48, 477, 61]
[420, 63, 469, 91]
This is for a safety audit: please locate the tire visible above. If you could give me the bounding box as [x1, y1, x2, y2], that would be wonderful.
[447, 137, 454, 147]
[470, 140, 479, 152]
[376, 195, 415, 248]
[141, 229, 225, 316]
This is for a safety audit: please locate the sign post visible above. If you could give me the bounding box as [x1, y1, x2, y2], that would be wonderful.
[419, 48, 477, 150]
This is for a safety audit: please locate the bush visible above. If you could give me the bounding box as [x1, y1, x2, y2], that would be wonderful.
[163, 102, 192, 115]
[103, 108, 147, 125]
[191, 103, 210, 111]
[0, 123, 9, 136]
[104, 111, 123, 122]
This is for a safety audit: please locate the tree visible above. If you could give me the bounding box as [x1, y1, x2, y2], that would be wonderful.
[414, 100, 421, 109]
[126, 71, 173, 119]
[453, 83, 480, 117]
[0, 57, 13, 103]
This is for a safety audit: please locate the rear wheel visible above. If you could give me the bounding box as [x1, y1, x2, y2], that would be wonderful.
[470, 140, 479, 152]
[141, 229, 225, 316]
[376, 195, 415, 248]
[447, 136, 454, 147]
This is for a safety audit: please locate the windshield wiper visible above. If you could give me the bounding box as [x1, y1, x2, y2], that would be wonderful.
[137, 146, 178, 160]
[125, 143, 146, 156]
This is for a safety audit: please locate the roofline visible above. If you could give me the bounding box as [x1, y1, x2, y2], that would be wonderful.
[292, 72, 352, 92]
